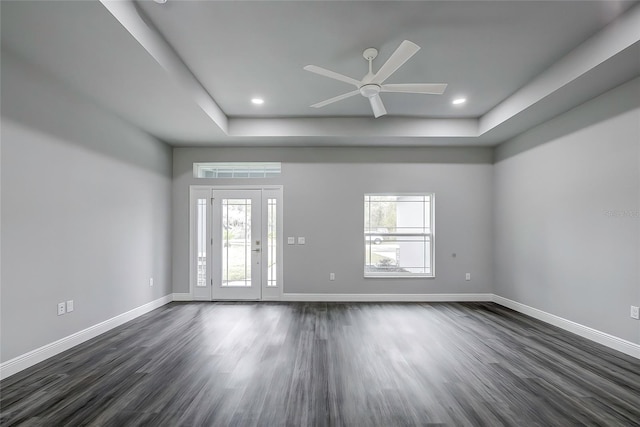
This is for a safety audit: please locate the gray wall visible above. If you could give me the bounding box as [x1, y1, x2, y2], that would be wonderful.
[0, 51, 173, 362]
[494, 77, 640, 344]
[173, 146, 494, 295]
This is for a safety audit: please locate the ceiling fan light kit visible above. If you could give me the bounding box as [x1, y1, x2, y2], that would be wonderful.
[304, 40, 447, 118]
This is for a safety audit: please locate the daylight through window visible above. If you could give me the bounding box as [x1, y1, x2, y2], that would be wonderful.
[364, 194, 434, 277]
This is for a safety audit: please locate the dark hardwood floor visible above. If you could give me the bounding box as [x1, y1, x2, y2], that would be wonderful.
[1, 302, 639, 426]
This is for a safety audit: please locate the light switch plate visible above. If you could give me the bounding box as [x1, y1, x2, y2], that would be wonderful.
[298, 237, 306, 245]
[66, 300, 74, 313]
[287, 237, 295, 245]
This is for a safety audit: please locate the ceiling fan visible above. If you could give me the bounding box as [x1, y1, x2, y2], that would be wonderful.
[304, 40, 447, 118]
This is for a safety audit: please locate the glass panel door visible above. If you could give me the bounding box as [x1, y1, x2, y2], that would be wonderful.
[212, 190, 262, 300]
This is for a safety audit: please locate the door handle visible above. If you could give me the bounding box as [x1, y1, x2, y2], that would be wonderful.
[252, 248, 261, 252]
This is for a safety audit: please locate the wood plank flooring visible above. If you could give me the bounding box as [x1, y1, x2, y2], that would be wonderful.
[1, 302, 639, 426]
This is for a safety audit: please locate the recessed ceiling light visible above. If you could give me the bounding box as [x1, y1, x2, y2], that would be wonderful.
[153, 0, 168, 4]
[251, 98, 265, 105]
[452, 98, 467, 105]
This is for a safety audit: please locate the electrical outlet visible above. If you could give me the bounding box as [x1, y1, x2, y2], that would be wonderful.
[66, 300, 74, 313]
[149, 277, 154, 287]
[330, 273, 335, 281]
[298, 237, 306, 245]
[287, 237, 295, 245]
[57, 302, 66, 316]
[465, 273, 471, 281]
[631, 306, 639, 320]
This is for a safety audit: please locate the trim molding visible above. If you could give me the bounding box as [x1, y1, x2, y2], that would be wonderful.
[170, 293, 493, 302]
[281, 293, 493, 302]
[0, 295, 172, 380]
[172, 293, 193, 301]
[492, 295, 640, 359]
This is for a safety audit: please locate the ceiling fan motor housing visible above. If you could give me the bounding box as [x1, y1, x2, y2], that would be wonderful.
[359, 84, 381, 98]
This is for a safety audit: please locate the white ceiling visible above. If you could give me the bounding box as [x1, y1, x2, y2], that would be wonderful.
[1, 0, 639, 147]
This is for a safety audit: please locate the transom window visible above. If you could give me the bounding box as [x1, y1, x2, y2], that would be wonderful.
[364, 193, 434, 278]
[194, 162, 281, 178]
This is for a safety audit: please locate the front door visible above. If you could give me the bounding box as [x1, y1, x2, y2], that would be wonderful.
[212, 189, 262, 300]
[191, 186, 282, 301]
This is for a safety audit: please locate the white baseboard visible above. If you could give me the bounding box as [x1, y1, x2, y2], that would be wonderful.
[172, 293, 193, 301]
[281, 293, 494, 302]
[168, 293, 493, 302]
[0, 294, 173, 380]
[492, 295, 640, 359]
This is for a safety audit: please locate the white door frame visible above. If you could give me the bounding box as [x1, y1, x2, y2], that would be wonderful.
[189, 185, 284, 301]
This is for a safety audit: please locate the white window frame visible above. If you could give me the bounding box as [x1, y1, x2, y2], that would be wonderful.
[364, 193, 435, 278]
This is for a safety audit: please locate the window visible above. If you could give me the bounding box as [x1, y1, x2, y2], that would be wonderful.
[364, 194, 434, 277]
[194, 162, 281, 178]
[221, 198, 252, 287]
[267, 198, 277, 287]
[196, 198, 207, 287]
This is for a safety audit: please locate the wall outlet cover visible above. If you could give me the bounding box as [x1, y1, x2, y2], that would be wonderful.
[631, 306, 639, 320]
[465, 273, 471, 281]
[298, 237, 306, 245]
[287, 237, 295, 245]
[149, 277, 154, 287]
[57, 302, 66, 316]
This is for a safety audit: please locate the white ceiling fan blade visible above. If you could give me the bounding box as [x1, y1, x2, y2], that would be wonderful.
[381, 83, 447, 95]
[371, 40, 420, 84]
[310, 90, 360, 108]
[304, 65, 361, 87]
[369, 94, 387, 118]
